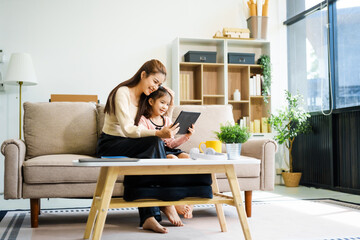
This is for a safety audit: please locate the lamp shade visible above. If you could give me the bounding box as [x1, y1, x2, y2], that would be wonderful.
[4, 53, 38, 86]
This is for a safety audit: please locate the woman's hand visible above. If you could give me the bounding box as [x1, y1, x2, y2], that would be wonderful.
[185, 124, 195, 138]
[156, 123, 179, 138]
[162, 86, 175, 117]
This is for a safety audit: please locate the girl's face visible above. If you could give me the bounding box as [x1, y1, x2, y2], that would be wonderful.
[149, 94, 171, 117]
[140, 72, 166, 96]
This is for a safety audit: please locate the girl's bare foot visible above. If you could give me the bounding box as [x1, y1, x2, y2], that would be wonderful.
[175, 205, 193, 219]
[160, 206, 184, 226]
[142, 217, 168, 233]
[184, 205, 193, 219]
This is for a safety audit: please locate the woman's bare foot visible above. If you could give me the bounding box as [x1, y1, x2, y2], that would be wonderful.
[160, 206, 183, 226]
[175, 205, 194, 219]
[142, 217, 168, 233]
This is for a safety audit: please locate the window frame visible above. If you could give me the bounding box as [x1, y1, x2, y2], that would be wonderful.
[285, 0, 360, 114]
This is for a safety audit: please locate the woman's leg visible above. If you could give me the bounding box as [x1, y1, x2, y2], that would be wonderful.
[166, 154, 178, 159]
[98, 135, 174, 231]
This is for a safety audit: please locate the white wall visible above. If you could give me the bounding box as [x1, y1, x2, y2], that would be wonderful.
[0, 0, 288, 193]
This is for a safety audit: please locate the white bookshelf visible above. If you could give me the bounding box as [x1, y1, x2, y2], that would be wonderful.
[172, 37, 271, 134]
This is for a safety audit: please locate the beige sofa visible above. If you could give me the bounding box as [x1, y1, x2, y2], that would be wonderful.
[1, 102, 277, 228]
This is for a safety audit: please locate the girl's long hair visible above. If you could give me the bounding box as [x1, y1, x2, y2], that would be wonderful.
[104, 59, 167, 119]
[135, 86, 172, 125]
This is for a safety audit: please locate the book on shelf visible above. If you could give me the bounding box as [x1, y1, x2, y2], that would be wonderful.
[249, 74, 263, 96]
[238, 116, 248, 129]
[249, 121, 254, 133]
[261, 117, 268, 133]
[180, 74, 190, 100]
[254, 119, 261, 133]
[256, 74, 261, 96]
[249, 77, 254, 96]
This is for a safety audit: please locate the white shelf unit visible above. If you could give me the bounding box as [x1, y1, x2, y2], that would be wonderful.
[172, 37, 271, 133]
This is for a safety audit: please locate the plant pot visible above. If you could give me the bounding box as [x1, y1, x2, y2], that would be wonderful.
[282, 172, 302, 187]
[225, 143, 242, 160]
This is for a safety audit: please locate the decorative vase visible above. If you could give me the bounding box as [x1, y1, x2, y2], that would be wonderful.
[233, 89, 241, 101]
[225, 143, 242, 160]
[282, 172, 302, 187]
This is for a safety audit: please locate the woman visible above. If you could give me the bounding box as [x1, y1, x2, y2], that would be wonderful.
[96, 59, 212, 233]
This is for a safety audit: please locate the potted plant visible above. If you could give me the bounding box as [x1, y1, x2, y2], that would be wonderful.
[214, 122, 251, 160]
[257, 54, 271, 103]
[268, 90, 311, 187]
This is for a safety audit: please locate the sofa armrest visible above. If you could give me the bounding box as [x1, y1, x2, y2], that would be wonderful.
[241, 138, 278, 191]
[1, 139, 26, 199]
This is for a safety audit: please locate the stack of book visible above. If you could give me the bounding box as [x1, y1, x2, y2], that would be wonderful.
[238, 116, 249, 128]
[248, 117, 270, 133]
[249, 74, 263, 96]
[180, 74, 190, 100]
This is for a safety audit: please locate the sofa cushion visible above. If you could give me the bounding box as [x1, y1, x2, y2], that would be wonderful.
[23, 102, 98, 159]
[171, 105, 235, 153]
[23, 154, 124, 184]
[216, 161, 260, 179]
[96, 104, 105, 136]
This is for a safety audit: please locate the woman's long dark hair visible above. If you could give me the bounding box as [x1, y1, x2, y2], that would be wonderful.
[104, 59, 167, 120]
[135, 86, 172, 125]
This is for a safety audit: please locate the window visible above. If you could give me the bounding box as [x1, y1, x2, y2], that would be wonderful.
[286, 0, 360, 112]
[334, 1, 360, 108]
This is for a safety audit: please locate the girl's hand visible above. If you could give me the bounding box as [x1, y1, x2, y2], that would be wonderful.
[185, 124, 195, 138]
[156, 123, 179, 138]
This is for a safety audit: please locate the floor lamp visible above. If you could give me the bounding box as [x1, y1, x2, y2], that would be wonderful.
[4, 53, 38, 139]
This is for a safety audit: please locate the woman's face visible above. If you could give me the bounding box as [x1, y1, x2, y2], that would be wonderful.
[140, 72, 166, 96]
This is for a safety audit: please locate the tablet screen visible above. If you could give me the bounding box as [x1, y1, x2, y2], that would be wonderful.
[172, 111, 201, 134]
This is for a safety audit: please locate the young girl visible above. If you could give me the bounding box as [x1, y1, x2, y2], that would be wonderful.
[137, 86, 194, 218]
[138, 86, 194, 159]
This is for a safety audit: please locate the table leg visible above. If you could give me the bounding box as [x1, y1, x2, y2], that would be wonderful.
[84, 167, 109, 239]
[225, 165, 252, 240]
[211, 173, 227, 232]
[86, 167, 119, 240]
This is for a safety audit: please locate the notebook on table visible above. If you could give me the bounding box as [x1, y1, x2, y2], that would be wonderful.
[78, 156, 139, 162]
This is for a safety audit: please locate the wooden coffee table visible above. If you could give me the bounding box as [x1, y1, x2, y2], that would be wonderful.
[73, 157, 260, 240]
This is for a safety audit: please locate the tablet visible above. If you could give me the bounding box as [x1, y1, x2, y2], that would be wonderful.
[78, 157, 139, 162]
[172, 111, 201, 134]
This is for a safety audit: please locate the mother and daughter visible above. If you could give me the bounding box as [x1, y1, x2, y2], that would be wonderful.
[96, 59, 212, 233]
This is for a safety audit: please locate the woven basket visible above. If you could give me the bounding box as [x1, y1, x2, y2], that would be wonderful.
[282, 172, 302, 187]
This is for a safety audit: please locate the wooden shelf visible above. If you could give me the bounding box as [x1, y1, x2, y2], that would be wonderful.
[250, 95, 271, 98]
[203, 95, 225, 98]
[228, 64, 262, 68]
[180, 100, 202, 104]
[228, 100, 250, 103]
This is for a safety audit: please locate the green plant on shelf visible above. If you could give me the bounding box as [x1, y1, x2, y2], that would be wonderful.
[257, 54, 271, 103]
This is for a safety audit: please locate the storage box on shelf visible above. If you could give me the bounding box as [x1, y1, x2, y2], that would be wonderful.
[172, 37, 271, 135]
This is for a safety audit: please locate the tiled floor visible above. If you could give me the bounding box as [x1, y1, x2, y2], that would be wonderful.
[1, 185, 359, 211]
